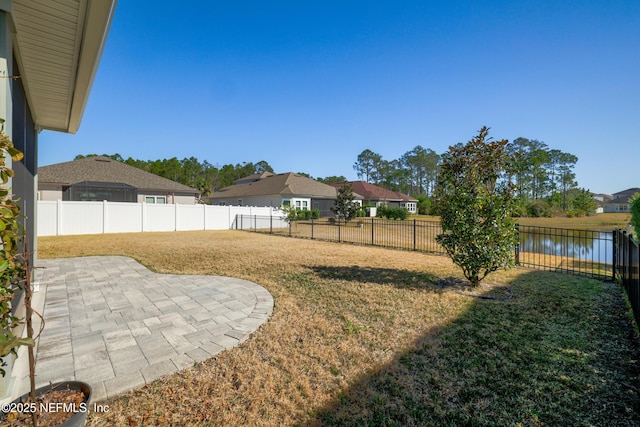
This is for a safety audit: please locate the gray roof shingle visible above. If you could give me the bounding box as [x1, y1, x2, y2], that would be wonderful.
[331, 181, 417, 202]
[39, 156, 199, 194]
[209, 172, 360, 200]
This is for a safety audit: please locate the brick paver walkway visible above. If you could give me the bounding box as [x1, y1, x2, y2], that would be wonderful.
[30, 256, 273, 402]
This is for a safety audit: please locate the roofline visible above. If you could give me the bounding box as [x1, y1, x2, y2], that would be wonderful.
[6, 0, 118, 133]
[67, 0, 118, 133]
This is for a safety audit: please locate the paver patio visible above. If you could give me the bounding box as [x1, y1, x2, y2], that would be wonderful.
[27, 256, 273, 402]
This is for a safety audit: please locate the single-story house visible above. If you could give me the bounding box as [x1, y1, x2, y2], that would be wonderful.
[331, 181, 418, 214]
[603, 188, 640, 213]
[38, 156, 200, 204]
[208, 172, 363, 217]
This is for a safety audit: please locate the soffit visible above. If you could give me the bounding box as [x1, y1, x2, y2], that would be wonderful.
[10, 0, 117, 133]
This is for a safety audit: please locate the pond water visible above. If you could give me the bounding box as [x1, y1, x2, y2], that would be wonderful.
[518, 229, 613, 264]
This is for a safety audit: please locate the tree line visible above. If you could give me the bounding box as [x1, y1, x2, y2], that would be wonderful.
[74, 154, 274, 197]
[76, 134, 595, 217]
[353, 138, 595, 216]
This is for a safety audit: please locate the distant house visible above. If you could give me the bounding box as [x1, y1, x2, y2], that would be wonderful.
[208, 172, 363, 217]
[331, 181, 418, 214]
[38, 156, 200, 204]
[603, 188, 640, 213]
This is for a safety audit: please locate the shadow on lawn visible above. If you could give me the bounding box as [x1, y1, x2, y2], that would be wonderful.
[306, 265, 438, 291]
[306, 270, 640, 426]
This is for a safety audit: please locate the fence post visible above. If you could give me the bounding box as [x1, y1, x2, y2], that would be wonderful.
[56, 199, 63, 236]
[140, 201, 146, 233]
[338, 218, 341, 242]
[270, 214, 273, 234]
[625, 231, 630, 284]
[102, 200, 108, 234]
[238, 214, 241, 230]
[311, 217, 314, 239]
[413, 219, 416, 251]
[175, 202, 179, 231]
[371, 217, 374, 245]
[612, 229, 618, 281]
[515, 224, 520, 265]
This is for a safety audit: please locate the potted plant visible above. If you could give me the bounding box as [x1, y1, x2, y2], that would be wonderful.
[0, 119, 92, 426]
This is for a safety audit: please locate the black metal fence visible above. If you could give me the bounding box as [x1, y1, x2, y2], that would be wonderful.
[236, 215, 447, 255]
[515, 225, 614, 281]
[614, 229, 640, 328]
[236, 214, 640, 329]
[236, 215, 616, 279]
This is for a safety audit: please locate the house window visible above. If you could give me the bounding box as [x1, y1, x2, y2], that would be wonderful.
[294, 199, 309, 210]
[282, 200, 291, 207]
[145, 196, 166, 204]
[237, 199, 243, 206]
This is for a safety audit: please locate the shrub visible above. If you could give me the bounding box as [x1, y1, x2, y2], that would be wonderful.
[526, 200, 552, 217]
[435, 126, 518, 287]
[376, 205, 409, 220]
[282, 207, 319, 222]
[630, 192, 640, 239]
[332, 184, 360, 222]
[417, 196, 431, 215]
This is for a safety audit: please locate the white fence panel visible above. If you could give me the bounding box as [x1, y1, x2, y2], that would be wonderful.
[177, 204, 206, 231]
[144, 204, 176, 232]
[36, 201, 285, 236]
[204, 205, 234, 230]
[106, 202, 143, 233]
[60, 201, 104, 235]
[37, 201, 58, 236]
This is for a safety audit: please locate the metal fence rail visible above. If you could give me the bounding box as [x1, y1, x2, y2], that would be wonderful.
[238, 215, 616, 280]
[238, 216, 447, 255]
[237, 214, 639, 330]
[516, 225, 614, 281]
[614, 229, 640, 328]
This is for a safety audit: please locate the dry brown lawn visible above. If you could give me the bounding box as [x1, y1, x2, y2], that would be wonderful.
[37, 230, 639, 426]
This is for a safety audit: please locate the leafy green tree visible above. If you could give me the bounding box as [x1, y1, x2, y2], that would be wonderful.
[377, 159, 411, 194]
[417, 195, 431, 215]
[317, 175, 347, 184]
[353, 149, 382, 183]
[331, 183, 360, 222]
[254, 160, 274, 174]
[400, 146, 440, 196]
[435, 127, 518, 287]
[568, 188, 597, 216]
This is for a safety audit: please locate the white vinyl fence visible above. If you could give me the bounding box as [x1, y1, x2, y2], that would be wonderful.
[37, 201, 284, 236]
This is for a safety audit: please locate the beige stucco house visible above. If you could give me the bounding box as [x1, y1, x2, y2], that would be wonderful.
[208, 172, 363, 217]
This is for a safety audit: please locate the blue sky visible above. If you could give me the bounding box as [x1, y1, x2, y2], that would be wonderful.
[39, 1, 639, 195]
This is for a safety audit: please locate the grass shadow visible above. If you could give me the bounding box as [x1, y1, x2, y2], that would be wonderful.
[304, 265, 439, 291]
[307, 270, 640, 426]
